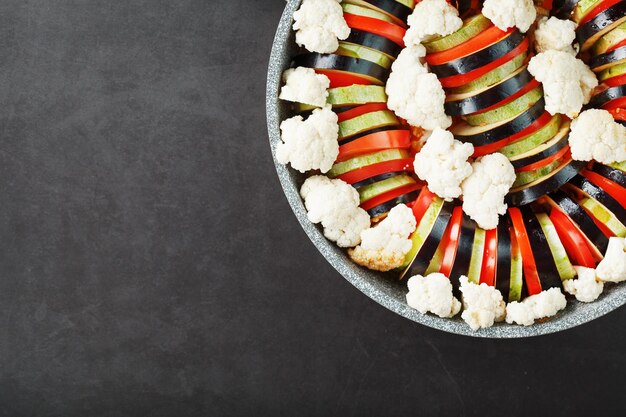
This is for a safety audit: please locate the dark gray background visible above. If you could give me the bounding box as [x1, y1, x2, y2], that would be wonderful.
[0, 0, 623, 416]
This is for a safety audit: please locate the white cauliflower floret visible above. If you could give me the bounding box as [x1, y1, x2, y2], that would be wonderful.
[406, 273, 462, 318]
[459, 276, 506, 331]
[596, 237, 626, 283]
[386, 46, 452, 130]
[482, 0, 536, 33]
[460, 153, 516, 230]
[413, 129, 474, 200]
[300, 176, 370, 247]
[349, 204, 417, 271]
[404, 0, 463, 45]
[506, 288, 567, 326]
[276, 107, 339, 173]
[528, 50, 598, 118]
[534, 16, 577, 55]
[292, 0, 350, 54]
[563, 266, 604, 303]
[568, 109, 626, 164]
[279, 67, 330, 107]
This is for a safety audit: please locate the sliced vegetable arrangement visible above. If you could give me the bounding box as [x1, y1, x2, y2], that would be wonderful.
[274, 0, 626, 330]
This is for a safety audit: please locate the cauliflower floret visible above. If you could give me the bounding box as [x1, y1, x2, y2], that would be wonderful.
[459, 276, 506, 330]
[279, 67, 330, 107]
[528, 50, 598, 118]
[482, 0, 536, 33]
[413, 129, 474, 200]
[534, 16, 578, 55]
[406, 273, 462, 318]
[460, 153, 516, 230]
[349, 204, 417, 271]
[276, 107, 339, 173]
[404, 0, 463, 45]
[386, 46, 452, 130]
[563, 266, 604, 302]
[506, 287, 567, 326]
[292, 0, 350, 54]
[596, 237, 626, 283]
[568, 109, 626, 164]
[300, 176, 370, 247]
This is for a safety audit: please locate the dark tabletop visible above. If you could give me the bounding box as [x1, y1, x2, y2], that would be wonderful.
[0, 0, 623, 416]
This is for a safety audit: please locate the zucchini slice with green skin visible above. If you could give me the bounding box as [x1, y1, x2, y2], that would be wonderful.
[500, 114, 562, 159]
[586, 84, 626, 109]
[293, 53, 390, 85]
[445, 67, 533, 117]
[401, 201, 455, 279]
[344, 0, 413, 25]
[368, 189, 419, 218]
[328, 149, 410, 178]
[577, 1, 626, 52]
[329, 85, 388, 108]
[343, 29, 403, 58]
[568, 174, 626, 221]
[464, 85, 543, 127]
[521, 206, 563, 289]
[589, 45, 626, 71]
[579, 196, 626, 236]
[593, 21, 626, 55]
[508, 224, 525, 302]
[423, 14, 492, 54]
[591, 163, 626, 187]
[429, 31, 525, 79]
[551, 0, 580, 19]
[339, 110, 399, 140]
[506, 159, 585, 206]
[452, 98, 545, 146]
[509, 122, 570, 170]
[547, 190, 609, 254]
[449, 212, 476, 288]
[496, 215, 512, 301]
[536, 212, 577, 281]
[336, 43, 394, 69]
[513, 158, 564, 188]
[342, 3, 398, 24]
[466, 227, 485, 284]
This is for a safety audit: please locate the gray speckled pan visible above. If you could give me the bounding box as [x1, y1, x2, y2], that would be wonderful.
[266, 0, 626, 337]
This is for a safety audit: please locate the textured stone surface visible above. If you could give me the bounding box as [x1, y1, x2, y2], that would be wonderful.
[0, 0, 623, 415]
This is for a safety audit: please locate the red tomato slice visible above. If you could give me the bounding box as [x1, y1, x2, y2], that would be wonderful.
[337, 158, 413, 184]
[549, 209, 597, 268]
[426, 25, 507, 65]
[581, 169, 626, 208]
[601, 96, 626, 111]
[315, 69, 377, 88]
[472, 111, 552, 157]
[516, 147, 571, 173]
[343, 13, 406, 47]
[337, 130, 411, 162]
[480, 228, 498, 286]
[411, 186, 437, 225]
[608, 107, 626, 120]
[336, 103, 388, 123]
[509, 207, 542, 296]
[468, 80, 541, 116]
[579, 0, 624, 25]
[439, 38, 530, 88]
[603, 73, 626, 88]
[440, 206, 464, 277]
[360, 183, 421, 210]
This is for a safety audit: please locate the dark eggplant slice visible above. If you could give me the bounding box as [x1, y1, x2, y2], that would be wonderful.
[367, 190, 419, 218]
[346, 0, 412, 24]
[402, 201, 455, 278]
[449, 213, 476, 292]
[453, 0, 476, 17]
[568, 174, 626, 220]
[548, 189, 609, 253]
[618, 120, 626, 127]
[509, 127, 569, 170]
[577, 1, 626, 51]
[587, 84, 626, 109]
[495, 214, 512, 301]
[430, 31, 524, 78]
[521, 206, 562, 289]
[590, 45, 626, 71]
[551, 0, 580, 19]
[445, 68, 533, 117]
[339, 125, 404, 145]
[293, 53, 390, 85]
[344, 29, 403, 58]
[452, 98, 545, 146]
[591, 163, 626, 187]
[506, 159, 586, 206]
[352, 171, 404, 189]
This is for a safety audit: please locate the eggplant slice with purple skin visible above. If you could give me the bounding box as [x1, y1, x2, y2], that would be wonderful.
[577, 1, 626, 52]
